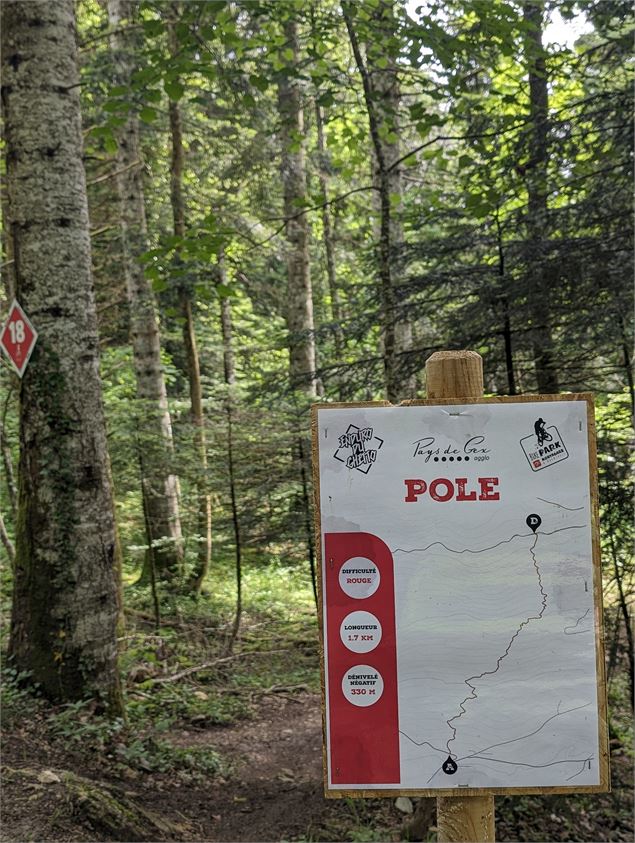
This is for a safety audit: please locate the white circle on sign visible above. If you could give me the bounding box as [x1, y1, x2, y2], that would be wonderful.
[342, 664, 384, 707]
[340, 611, 382, 654]
[338, 557, 380, 599]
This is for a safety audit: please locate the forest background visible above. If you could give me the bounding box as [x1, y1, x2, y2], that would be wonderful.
[0, 0, 633, 841]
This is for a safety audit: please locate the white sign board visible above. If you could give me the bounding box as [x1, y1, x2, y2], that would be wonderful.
[313, 395, 608, 797]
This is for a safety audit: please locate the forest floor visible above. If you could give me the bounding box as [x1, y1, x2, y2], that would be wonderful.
[2, 561, 634, 843]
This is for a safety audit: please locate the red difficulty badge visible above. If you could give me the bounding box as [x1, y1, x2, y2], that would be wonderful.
[0, 300, 37, 378]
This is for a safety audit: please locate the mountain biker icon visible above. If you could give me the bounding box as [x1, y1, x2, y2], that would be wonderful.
[534, 418, 553, 447]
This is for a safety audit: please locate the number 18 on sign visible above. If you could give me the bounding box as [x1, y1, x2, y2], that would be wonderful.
[0, 300, 37, 378]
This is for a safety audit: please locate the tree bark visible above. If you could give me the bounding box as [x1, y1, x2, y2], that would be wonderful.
[523, 0, 559, 394]
[343, 4, 401, 403]
[314, 102, 345, 370]
[107, 0, 183, 576]
[217, 259, 241, 651]
[495, 210, 516, 395]
[0, 508, 15, 567]
[277, 19, 317, 398]
[2, 0, 123, 712]
[366, 0, 415, 400]
[0, 414, 17, 520]
[166, 10, 212, 593]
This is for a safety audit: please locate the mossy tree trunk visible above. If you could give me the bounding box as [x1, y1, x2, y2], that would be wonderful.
[2, 0, 123, 713]
[107, 0, 183, 578]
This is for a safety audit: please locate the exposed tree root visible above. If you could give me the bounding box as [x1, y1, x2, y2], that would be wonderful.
[5, 767, 188, 841]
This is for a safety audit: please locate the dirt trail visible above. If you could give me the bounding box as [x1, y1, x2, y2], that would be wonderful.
[3, 688, 633, 842]
[1, 693, 330, 843]
[172, 692, 329, 842]
[2, 691, 398, 843]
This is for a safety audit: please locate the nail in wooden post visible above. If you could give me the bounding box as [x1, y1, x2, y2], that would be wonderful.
[425, 350, 495, 843]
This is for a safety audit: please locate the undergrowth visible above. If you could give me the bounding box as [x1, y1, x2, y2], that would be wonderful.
[2, 555, 319, 784]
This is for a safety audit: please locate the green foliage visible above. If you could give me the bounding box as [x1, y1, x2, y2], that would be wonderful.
[47, 699, 225, 780]
[0, 667, 41, 727]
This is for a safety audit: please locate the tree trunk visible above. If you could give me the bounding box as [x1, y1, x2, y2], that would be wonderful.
[166, 12, 212, 593]
[217, 259, 241, 651]
[314, 103, 345, 371]
[107, 0, 183, 577]
[523, 1, 559, 394]
[343, 4, 400, 403]
[366, 0, 415, 401]
[277, 19, 317, 398]
[495, 211, 516, 395]
[0, 508, 15, 567]
[0, 414, 17, 520]
[2, 0, 123, 712]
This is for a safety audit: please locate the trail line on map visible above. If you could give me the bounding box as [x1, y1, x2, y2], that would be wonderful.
[567, 759, 593, 781]
[444, 531, 549, 756]
[425, 703, 593, 783]
[536, 497, 584, 512]
[399, 733, 447, 754]
[392, 524, 585, 557]
[467, 755, 593, 770]
[564, 608, 591, 635]
[464, 702, 591, 758]
[402, 702, 590, 768]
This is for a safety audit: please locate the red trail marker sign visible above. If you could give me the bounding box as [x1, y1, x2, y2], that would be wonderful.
[0, 300, 37, 378]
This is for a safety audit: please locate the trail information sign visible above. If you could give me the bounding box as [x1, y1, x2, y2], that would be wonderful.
[312, 395, 608, 797]
[0, 300, 37, 378]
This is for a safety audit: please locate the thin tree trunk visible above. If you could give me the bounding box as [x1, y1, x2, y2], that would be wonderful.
[496, 211, 516, 395]
[1, 156, 16, 302]
[314, 103, 345, 369]
[0, 410, 17, 520]
[618, 315, 634, 421]
[140, 471, 161, 633]
[0, 508, 15, 567]
[298, 436, 318, 608]
[217, 261, 241, 651]
[343, 5, 399, 402]
[278, 19, 317, 398]
[166, 11, 212, 593]
[523, 1, 559, 394]
[607, 528, 634, 707]
[366, 0, 414, 400]
[107, 0, 183, 578]
[606, 608, 621, 683]
[3, 0, 123, 712]
[219, 264, 236, 388]
[277, 20, 320, 598]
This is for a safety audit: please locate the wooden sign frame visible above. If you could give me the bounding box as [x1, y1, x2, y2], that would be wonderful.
[312, 393, 609, 799]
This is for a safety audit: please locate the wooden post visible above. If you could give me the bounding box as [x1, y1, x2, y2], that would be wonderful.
[425, 350, 495, 843]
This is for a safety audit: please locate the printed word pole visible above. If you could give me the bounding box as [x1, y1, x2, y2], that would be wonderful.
[426, 349, 495, 842]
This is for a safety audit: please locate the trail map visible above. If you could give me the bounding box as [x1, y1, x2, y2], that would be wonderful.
[313, 397, 608, 795]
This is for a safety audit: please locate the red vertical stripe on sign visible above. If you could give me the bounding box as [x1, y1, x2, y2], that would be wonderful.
[324, 532, 400, 785]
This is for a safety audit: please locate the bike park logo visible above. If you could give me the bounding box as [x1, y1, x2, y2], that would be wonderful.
[520, 417, 569, 471]
[333, 424, 384, 474]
